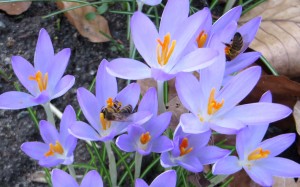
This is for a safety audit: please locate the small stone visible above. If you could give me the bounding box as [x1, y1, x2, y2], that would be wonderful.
[6, 37, 15, 48]
[0, 21, 6, 30]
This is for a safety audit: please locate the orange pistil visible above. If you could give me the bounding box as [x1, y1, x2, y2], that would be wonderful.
[29, 71, 48, 92]
[196, 30, 207, 48]
[207, 88, 224, 115]
[248, 147, 270, 161]
[156, 33, 176, 66]
[179, 137, 193, 156]
[140, 132, 151, 144]
[44, 141, 64, 157]
[100, 112, 111, 130]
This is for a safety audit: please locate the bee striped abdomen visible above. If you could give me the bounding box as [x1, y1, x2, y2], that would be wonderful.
[225, 32, 243, 61]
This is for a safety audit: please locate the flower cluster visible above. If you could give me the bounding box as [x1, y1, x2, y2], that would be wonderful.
[1, 0, 300, 186]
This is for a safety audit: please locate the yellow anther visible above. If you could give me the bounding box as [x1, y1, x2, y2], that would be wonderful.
[156, 33, 176, 66]
[248, 147, 270, 161]
[196, 30, 207, 48]
[140, 132, 151, 144]
[207, 88, 224, 115]
[106, 97, 114, 108]
[44, 141, 64, 157]
[29, 71, 48, 92]
[179, 137, 193, 156]
[100, 112, 111, 130]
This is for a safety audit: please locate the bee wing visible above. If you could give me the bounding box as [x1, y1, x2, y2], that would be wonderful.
[110, 112, 131, 122]
[119, 105, 133, 113]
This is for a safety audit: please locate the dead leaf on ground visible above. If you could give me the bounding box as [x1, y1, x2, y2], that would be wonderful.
[294, 101, 300, 136]
[0, 2, 31, 15]
[240, 0, 300, 77]
[273, 177, 300, 187]
[56, 2, 111, 43]
[166, 96, 188, 130]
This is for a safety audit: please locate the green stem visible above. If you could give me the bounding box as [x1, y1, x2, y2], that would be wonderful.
[157, 80, 166, 114]
[43, 102, 55, 126]
[105, 141, 118, 187]
[67, 165, 77, 180]
[163, 81, 168, 105]
[220, 176, 234, 187]
[134, 152, 143, 179]
[260, 55, 279, 76]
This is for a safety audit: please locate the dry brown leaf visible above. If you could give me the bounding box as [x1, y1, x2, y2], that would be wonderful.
[240, 0, 300, 77]
[273, 177, 300, 187]
[293, 101, 300, 136]
[56, 2, 111, 43]
[0, 2, 31, 15]
[166, 96, 188, 130]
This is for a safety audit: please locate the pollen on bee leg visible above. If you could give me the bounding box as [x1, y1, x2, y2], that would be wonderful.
[100, 112, 111, 130]
[106, 97, 114, 107]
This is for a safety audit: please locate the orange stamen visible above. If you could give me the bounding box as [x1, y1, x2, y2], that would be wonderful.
[44, 141, 64, 157]
[29, 71, 48, 92]
[207, 88, 224, 115]
[179, 137, 193, 156]
[140, 132, 151, 144]
[196, 30, 207, 48]
[100, 112, 111, 130]
[156, 33, 176, 66]
[248, 147, 270, 161]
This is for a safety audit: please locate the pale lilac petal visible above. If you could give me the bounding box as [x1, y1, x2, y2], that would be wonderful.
[21, 142, 48, 160]
[260, 90, 272, 102]
[11, 56, 37, 95]
[150, 170, 176, 187]
[187, 130, 211, 149]
[107, 58, 151, 80]
[127, 111, 152, 125]
[259, 133, 295, 157]
[51, 169, 79, 187]
[135, 179, 149, 187]
[39, 156, 64, 168]
[211, 118, 245, 133]
[219, 21, 237, 44]
[236, 127, 256, 160]
[39, 120, 59, 144]
[0, 91, 38, 109]
[212, 156, 242, 175]
[177, 155, 203, 172]
[96, 59, 117, 105]
[144, 112, 172, 138]
[180, 113, 210, 134]
[51, 75, 75, 99]
[151, 136, 173, 153]
[160, 152, 177, 168]
[116, 83, 140, 109]
[138, 0, 161, 6]
[151, 68, 176, 81]
[63, 135, 77, 157]
[138, 87, 158, 115]
[33, 91, 50, 104]
[59, 105, 76, 143]
[131, 12, 159, 68]
[225, 52, 261, 75]
[198, 146, 230, 165]
[69, 121, 101, 141]
[80, 170, 103, 187]
[116, 134, 136, 152]
[34, 28, 54, 73]
[209, 123, 241, 135]
[244, 165, 273, 186]
[159, 0, 189, 36]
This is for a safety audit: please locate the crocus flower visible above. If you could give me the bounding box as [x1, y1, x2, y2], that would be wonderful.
[160, 125, 230, 172]
[69, 59, 151, 142]
[136, 0, 161, 6]
[135, 170, 176, 187]
[0, 28, 75, 109]
[176, 58, 292, 134]
[116, 87, 173, 155]
[212, 91, 300, 186]
[107, 0, 218, 81]
[21, 105, 77, 167]
[51, 169, 103, 187]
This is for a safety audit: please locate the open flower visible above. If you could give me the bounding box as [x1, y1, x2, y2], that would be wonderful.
[21, 105, 77, 167]
[51, 169, 103, 187]
[160, 126, 230, 172]
[116, 88, 173, 155]
[69, 59, 151, 142]
[107, 0, 218, 81]
[0, 28, 75, 109]
[176, 59, 292, 134]
[135, 170, 176, 187]
[212, 91, 300, 186]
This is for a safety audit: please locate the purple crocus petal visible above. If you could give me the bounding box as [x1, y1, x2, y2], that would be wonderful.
[260, 90, 272, 103]
[151, 136, 173, 153]
[96, 59, 117, 105]
[135, 179, 149, 187]
[59, 105, 76, 143]
[244, 165, 273, 186]
[69, 121, 101, 141]
[138, 87, 158, 115]
[258, 157, 300, 177]
[150, 170, 176, 187]
[225, 52, 261, 75]
[80, 170, 103, 187]
[127, 111, 153, 125]
[238, 17, 262, 53]
[63, 135, 77, 157]
[39, 156, 64, 168]
[21, 142, 48, 160]
[180, 113, 210, 134]
[151, 68, 176, 81]
[160, 152, 177, 168]
[0, 91, 38, 109]
[39, 120, 59, 144]
[198, 146, 230, 165]
[212, 156, 242, 175]
[177, 155, 203, 172]
[159, 0, 189, 36]
[209, 123, 241, 135]
[170, 48, 218, 74]
[34, 28, 54, 73]
[216, 66, 261, 115]
[11, 56, 37, 95]
[236, 127, 256, 160]
[116, 83, 140, 108]
[188, 130, 211, 149]
[116, 134, 136, 152]
[259, 133, 295, 157]
[223, 103, 292, 125]
[144, 112, 172, 138]
[51, 169, 79, 187]
[47, 48, 71, 90]
[131, 12, 159, 68]
[211, 118, 245, 132]
[33, 91, 50, 104]
[77, 87, 101, 130]
[137, 0, 162, 6]
[51, 75, 75, 99]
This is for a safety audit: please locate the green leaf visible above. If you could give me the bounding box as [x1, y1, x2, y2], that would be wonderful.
[97, 4, 109, 14]
[85, 12, 96, 21]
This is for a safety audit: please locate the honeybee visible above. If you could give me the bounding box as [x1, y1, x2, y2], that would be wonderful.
[101, 100, 133, 121]
[225, 32, 243, 61]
